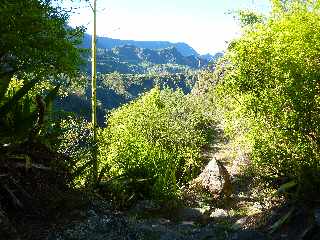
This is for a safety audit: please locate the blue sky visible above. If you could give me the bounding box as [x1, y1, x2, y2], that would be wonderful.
[64, 0, 271, 54]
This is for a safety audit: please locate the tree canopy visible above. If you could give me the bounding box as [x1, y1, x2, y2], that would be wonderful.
[0, 0, 84, 98]
[212, 0, 320, 198]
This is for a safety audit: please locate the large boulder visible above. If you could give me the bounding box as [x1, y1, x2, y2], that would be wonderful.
[190, 158, 233, 197]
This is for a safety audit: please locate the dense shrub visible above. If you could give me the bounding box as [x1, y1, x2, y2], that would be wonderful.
[98, 88, 207, 200]
[52, 116, 98, 187]
[0, 77, 60, 144]
[212, 0, 320, 199]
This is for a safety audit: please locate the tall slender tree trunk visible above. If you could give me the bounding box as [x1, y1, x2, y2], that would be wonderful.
[91, 0, 98, 185]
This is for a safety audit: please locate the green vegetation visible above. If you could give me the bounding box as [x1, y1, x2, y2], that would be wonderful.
[0, 78, 59, 144]
[201, 0, 320, 200]
[0, 0, 83, 143]
[93, 45, 208, 74]
[98, 88, 207, 201]
[101, 68, 197, 97]
[56, 66, 198, 126]
[3, 0, 320, 238]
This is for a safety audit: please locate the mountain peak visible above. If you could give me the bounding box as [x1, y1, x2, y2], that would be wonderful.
[82, 33, 199, 57]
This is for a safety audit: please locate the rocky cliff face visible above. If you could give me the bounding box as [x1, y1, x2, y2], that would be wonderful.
[81, 33, 200, 57]
[93, 45, 209, 73]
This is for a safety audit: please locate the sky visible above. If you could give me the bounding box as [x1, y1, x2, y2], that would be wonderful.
[63, 0, 271, 54]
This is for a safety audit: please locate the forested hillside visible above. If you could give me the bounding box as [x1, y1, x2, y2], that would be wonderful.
[56, 43, 211, 125]
[91, 45, 209, 73]
[1, 0, 320, 240]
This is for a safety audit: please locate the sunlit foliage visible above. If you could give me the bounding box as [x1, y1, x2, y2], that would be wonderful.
[98, 88, 207, 200]
[211, 0, 320, 199]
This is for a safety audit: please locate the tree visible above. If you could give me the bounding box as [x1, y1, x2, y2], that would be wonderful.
[91, 0, 98, 185]
[0, 0, 84, 100]
[0, 0, 84, 142]
[214, 0, 320, 199]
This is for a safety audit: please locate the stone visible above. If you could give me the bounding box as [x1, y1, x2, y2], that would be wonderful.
[49, 202, 267, 240]
[232, 217, 248, 230]
[177, 207, 204, 221]
[90, 200, 113, 213]
[314, 208, 320, 226]
[191, 158, 233, 197]
[131, 200, 160, 213]
[210, 208, 228, 218]
[87, 209, 98, 218]
[228, 230, 267, 240]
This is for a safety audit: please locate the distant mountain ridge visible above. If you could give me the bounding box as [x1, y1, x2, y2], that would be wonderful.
[58, 33, 224, 125]
[200, 52, 224, 62]
[93, 44, 209, 74]
[82, 33, 199, 57]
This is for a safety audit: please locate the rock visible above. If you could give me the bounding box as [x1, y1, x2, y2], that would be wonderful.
[228, 230, 267, 240]
[131, 218, 188, 240]
[191, 158, 233, 197]
[191, 223, 226, 240]
[90, 200, 113, 213]
[131, 200, 161, 213]
[47, 232, 59, 240]
[51, 201, 231, 240]
[192, 231, 217, 240]
[314, 208, 320, 226]
[49, 206, 233, 240]
[232, 217, 248, 230]
[210, 208, 228, 218]
[87, 209, 98, 218]
[180, 221, 195, 226]
[177, 207, 205, 221]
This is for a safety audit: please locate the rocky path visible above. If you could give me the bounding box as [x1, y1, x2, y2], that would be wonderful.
[48, 128, 269, 240]
[48, 200, 267, 240]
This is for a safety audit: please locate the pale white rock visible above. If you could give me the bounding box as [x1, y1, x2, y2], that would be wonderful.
[210, 208, 228, 218]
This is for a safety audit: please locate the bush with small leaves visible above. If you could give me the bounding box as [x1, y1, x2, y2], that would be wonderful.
[212, 0, 320, 200]
[98, 88, 207, 201]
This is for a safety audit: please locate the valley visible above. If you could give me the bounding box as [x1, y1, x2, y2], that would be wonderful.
[56, 38, 222, 125]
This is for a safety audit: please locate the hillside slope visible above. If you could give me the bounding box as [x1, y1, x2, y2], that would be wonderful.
[82, 33, 199, 56]
[88, 45, 209, 74]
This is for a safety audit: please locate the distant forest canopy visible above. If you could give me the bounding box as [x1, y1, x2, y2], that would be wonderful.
[55, 33, 223, 126]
